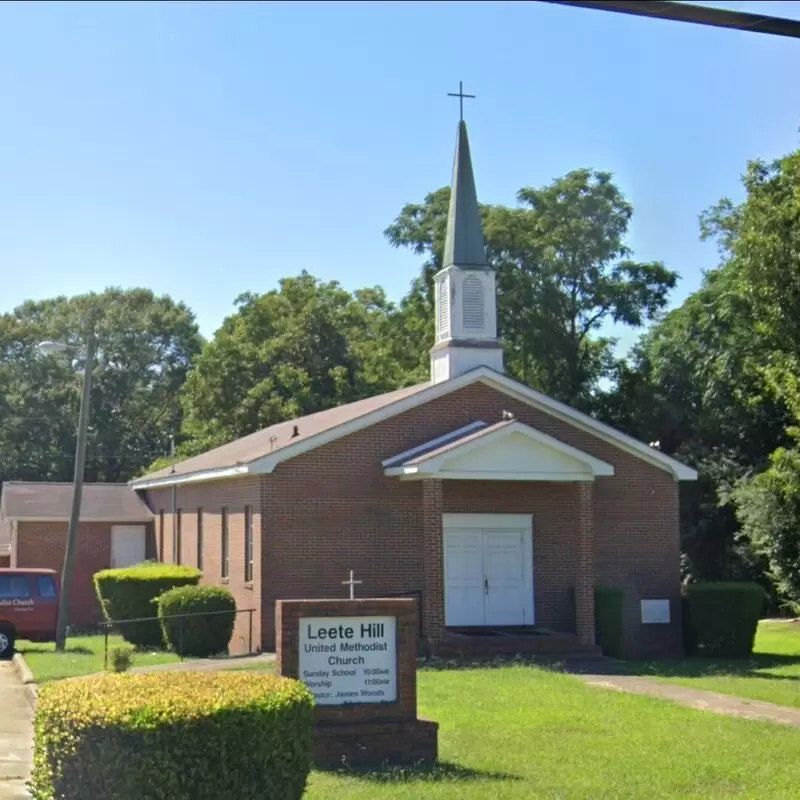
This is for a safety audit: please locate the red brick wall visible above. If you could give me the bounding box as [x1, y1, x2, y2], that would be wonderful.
[257, 381, 682, 657]
[15, 521, 112, 626]
[0, 554, 9, 568]
[143, 478, 262, 655]
[145, 379, 683, 658]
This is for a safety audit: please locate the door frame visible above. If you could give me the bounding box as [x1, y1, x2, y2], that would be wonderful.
[442, 513, 535, 626]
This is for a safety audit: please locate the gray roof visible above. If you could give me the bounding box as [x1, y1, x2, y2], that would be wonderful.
[0, 482, 153, 522]
[134, 381, 431, 484]
[442, 120, 491, 270]
[383, 420, 491, 467]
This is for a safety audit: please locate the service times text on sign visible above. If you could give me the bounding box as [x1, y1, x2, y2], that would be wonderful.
[299, 616, 397, 705]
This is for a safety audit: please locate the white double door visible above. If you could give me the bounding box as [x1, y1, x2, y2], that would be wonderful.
[443, 513, 534, 627]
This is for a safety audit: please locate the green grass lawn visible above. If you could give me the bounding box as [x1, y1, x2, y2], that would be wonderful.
[17, 634, 180, 682]
[618, 620, 800, 709]
[305, 664, 800, 799]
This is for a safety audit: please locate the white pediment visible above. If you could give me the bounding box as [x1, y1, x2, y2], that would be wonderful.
[384, 421, 615, 482]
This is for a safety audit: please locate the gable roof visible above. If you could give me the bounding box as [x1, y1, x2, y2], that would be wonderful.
[132, 382, 430, 486]
[0, 482, 154, 522]
[130, 367, 697, 490]
[383, 419, 615, 481]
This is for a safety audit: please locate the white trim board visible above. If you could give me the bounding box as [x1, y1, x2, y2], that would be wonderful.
[8, 517, 154, 523]
[130, 366, 697, 489]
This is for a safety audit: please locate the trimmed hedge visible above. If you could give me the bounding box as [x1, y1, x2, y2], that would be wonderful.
[594, 586, 625, 658]
[683, 581, 766, 658]
[30, 672, 314, 800]
[94, 563, 201, 649]
[157, 585, 236, 658]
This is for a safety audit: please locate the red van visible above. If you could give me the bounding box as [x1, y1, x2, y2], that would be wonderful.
[0, 568, 60, 658]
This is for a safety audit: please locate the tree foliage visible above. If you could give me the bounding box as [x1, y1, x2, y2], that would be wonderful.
[385, 169, 677, 408]
[0, 288, 202, 483]
[176, 272, 411, 457]
[604, 149, 800, 607]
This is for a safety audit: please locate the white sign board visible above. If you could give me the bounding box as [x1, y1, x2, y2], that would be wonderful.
[299, 616, 397, 706]
[641, 599, 671, 624]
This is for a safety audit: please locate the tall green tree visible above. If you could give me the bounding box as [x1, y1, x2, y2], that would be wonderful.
[175, 272, 409, 458]
[714, 149, 800, 608]
[386, 169, 677, 408]
[0, 288, 202, 483]
[603, 149, 800, 604]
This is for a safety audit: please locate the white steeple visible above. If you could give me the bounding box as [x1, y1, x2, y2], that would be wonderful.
[430, 117, 503, 384]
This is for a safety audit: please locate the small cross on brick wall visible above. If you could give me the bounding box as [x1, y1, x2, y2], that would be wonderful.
[341, 570, 363, 600]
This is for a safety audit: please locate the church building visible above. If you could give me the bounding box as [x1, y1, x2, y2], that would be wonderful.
[131, 117, 697, 659]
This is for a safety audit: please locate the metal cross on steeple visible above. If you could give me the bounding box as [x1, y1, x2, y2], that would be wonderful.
[447, 81, 475, 121]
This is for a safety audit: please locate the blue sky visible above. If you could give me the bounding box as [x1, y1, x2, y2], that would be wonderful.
[2, 1, 800, 355]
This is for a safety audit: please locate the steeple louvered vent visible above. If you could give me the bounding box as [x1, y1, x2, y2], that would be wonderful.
[462, 275, 485, 332]
[437, 276, 450, 341]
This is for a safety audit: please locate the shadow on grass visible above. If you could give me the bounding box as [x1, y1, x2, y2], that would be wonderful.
[19, 645, 93, 656]
[323, 760, 521, 784]
[558, 653, 800, 682]
[418, 654, 565, 672]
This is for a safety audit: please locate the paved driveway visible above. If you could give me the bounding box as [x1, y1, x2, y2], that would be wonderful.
[0, 663, 32, 799]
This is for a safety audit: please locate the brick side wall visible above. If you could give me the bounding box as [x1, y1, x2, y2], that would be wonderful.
[259, 381, 682, 657]
[143, 478, 262, 655]
[14, 521, 113, 626]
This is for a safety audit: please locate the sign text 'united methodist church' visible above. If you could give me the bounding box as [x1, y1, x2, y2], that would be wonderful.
[299, 615, 397, 705]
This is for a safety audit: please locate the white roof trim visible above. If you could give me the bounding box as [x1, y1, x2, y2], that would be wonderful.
[8, 517, 154, 524]
[133, 366, 697, 487]
[130, 464, 250, 490]
[476, 370, 697, 481]
[383, 420, 614, 481]
[388, 467, 596, 482]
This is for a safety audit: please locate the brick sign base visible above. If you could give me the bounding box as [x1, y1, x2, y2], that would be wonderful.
[276, 598, 438, 768]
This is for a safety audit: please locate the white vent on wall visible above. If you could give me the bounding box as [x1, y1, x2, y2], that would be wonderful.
[462, 275, 485, 332]
[437, 276, 450, 341]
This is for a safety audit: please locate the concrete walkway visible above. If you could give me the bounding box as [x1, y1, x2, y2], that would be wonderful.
[570, 666, 800, 727]
[0, 663, 32, 799]
[129, 652, 275, 674]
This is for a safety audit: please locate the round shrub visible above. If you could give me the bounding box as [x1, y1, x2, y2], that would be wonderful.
[157, 585, 236, 658]
[30, 672, 314, 800]
[94, 563, 201, 649]
[683, 581, 766, 657]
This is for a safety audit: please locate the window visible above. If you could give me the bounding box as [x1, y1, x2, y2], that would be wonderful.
[37, 575, 57, 599]
[174, 510, 182, 564]
[197, 509, 204, 570]
[221, 507, 229, 579]
[158, 510, 165, 561]
[0, 575, 31, 599]
[462, 275, 485, 332]
[244, 506, 254, 583]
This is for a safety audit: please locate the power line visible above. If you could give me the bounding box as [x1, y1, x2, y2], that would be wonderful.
[536, 1, 800, 40]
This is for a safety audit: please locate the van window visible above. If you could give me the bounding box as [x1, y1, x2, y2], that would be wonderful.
[0, 575, 32, 599]
[37, 576, 57, 598]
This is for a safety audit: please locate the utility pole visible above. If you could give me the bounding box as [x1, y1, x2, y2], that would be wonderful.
[55, 328, 95, 652]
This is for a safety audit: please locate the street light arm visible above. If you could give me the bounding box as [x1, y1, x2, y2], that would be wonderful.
[55, 328, 96, 652]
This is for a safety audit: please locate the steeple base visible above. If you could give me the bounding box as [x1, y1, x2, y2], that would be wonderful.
[430, 340, 504, 384]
